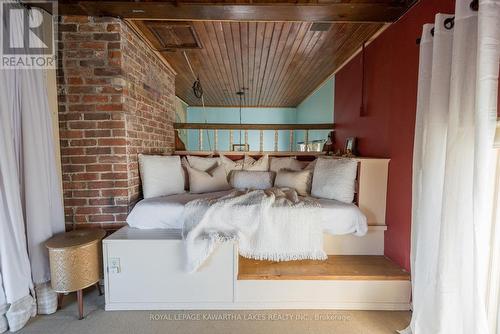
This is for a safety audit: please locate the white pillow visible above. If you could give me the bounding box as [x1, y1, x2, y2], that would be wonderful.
[186, 155, 220, 171]
[219, 154, 245, 175]
[186, 164, 231, 194]
[269, 157, 303, 173]
[138, 154, 185, 199]
[311, 158, 358, 203]
[275, 169, 313, 196]
[243, 155, 269, 171]
[231, 171, 275, 190]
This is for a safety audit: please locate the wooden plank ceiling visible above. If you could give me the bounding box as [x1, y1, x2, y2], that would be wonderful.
[54, 0, 417, 107]
[132, 20, 383, 107]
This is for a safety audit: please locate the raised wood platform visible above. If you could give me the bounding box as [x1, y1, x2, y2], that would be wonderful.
[104, 227, 411, 310]
[238, 255, 410, 281]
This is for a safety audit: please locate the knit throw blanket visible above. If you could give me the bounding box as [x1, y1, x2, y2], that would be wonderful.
[182, 188, 327, 273]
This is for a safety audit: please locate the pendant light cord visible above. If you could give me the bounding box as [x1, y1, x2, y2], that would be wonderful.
[239, 92, 243, 146]
[183, 51, 211, 151]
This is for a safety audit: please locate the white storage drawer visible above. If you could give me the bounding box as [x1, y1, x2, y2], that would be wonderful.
[104, 229, 234, 305]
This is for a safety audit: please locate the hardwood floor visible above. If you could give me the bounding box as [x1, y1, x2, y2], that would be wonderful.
[238, 255, 410, 281]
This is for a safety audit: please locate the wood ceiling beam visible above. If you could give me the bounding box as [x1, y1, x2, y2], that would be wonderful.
[58, 1, 416, 23]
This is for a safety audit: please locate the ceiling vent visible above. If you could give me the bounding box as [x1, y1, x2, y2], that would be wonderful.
[310, 22, 332, 32]
[144, 21, 202, 51]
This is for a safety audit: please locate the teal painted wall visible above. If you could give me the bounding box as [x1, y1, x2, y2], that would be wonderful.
[295, 77, 335, 145]
[185, 77, 334, 151]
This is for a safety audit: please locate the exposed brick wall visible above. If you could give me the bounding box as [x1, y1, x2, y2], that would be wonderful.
[57, 16, 175, 229]
[121, 23, 176, 207]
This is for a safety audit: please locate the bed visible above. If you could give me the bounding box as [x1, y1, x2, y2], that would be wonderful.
[102, 155, 409, 311]
[126, 190, 368, 236]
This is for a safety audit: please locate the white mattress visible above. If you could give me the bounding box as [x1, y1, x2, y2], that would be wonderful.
[127, 190, 368, 236]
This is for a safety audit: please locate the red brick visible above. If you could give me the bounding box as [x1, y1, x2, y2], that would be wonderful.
[73, 190, 100, 198]
[68, 86, 96, 94]
[112, 147, 127, 155]
[102, 206, 127, 214]
[114, 181, 128, 188]
[73, 215, 88, 223]
[68, 104, 96, 112]
[78, 24, 106, 33]
[72, 173, 99, 181]
[83, 113, 111, 120]
[101, 189, 128, 197]
[93, 33, 120, 41]
[96, 104, 123, 112]
[60, 130, 83, 138]
[76, 206, 101, 214]
[86, 164, 112, 172]
[68, 77, 83, 85]
[97, 138, 126, 146]
[69, 121, 97, 129]
[87, 181, 115, 189]
[69, 139, 97, 147]
[101, 172, 128, 180]
[60, 147, 85, 156]
[112, 164, 127, 172]
[63, 181, 87, 190]
[85, 147, 112, 155]
[62, 16, 90, 24]
[82, 95, 109, 103]
[114, 214, 128, 222]
[62, 165, 85, 173]
[112, 129, 126, 137]
[89, 215, 115, 222]
[79, 41, 106, 50]
[64, 198, 88, 206]
[97, 120, 124, 129]
[70, 156, 97, 164]
[89, 198, 115, 206]
[84, 129, 111, 138]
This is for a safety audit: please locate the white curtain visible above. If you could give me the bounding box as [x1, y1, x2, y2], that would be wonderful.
[0, 5, 65, 333]
[404, 0, 500, 333]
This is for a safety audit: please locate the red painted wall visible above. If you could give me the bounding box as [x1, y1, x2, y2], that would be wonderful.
[334, 0, 455, 271]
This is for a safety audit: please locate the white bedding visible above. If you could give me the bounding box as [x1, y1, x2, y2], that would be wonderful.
[127, 190, 368, 236]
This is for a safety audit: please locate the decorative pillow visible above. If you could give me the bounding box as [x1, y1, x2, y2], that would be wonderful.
[243, 155, 269, 171]
[138, 154, 185, 199]
[231, 171, 275, 190]
[269, 157, 303, 173]
[219, 154, 245, 176]
[311, 158, 358, 203]
[274, 169, 313, 196]
[186, 164, 232, 194]
[186, 155, 220, 172]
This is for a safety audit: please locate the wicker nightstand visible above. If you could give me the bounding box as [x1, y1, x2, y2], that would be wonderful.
[45, 229, 106, 319]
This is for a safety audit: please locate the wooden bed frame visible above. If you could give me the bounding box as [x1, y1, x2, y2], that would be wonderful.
[102, 153, 411, 311]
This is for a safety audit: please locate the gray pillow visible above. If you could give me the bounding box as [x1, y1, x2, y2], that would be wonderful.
[311, 158, 358, 203]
